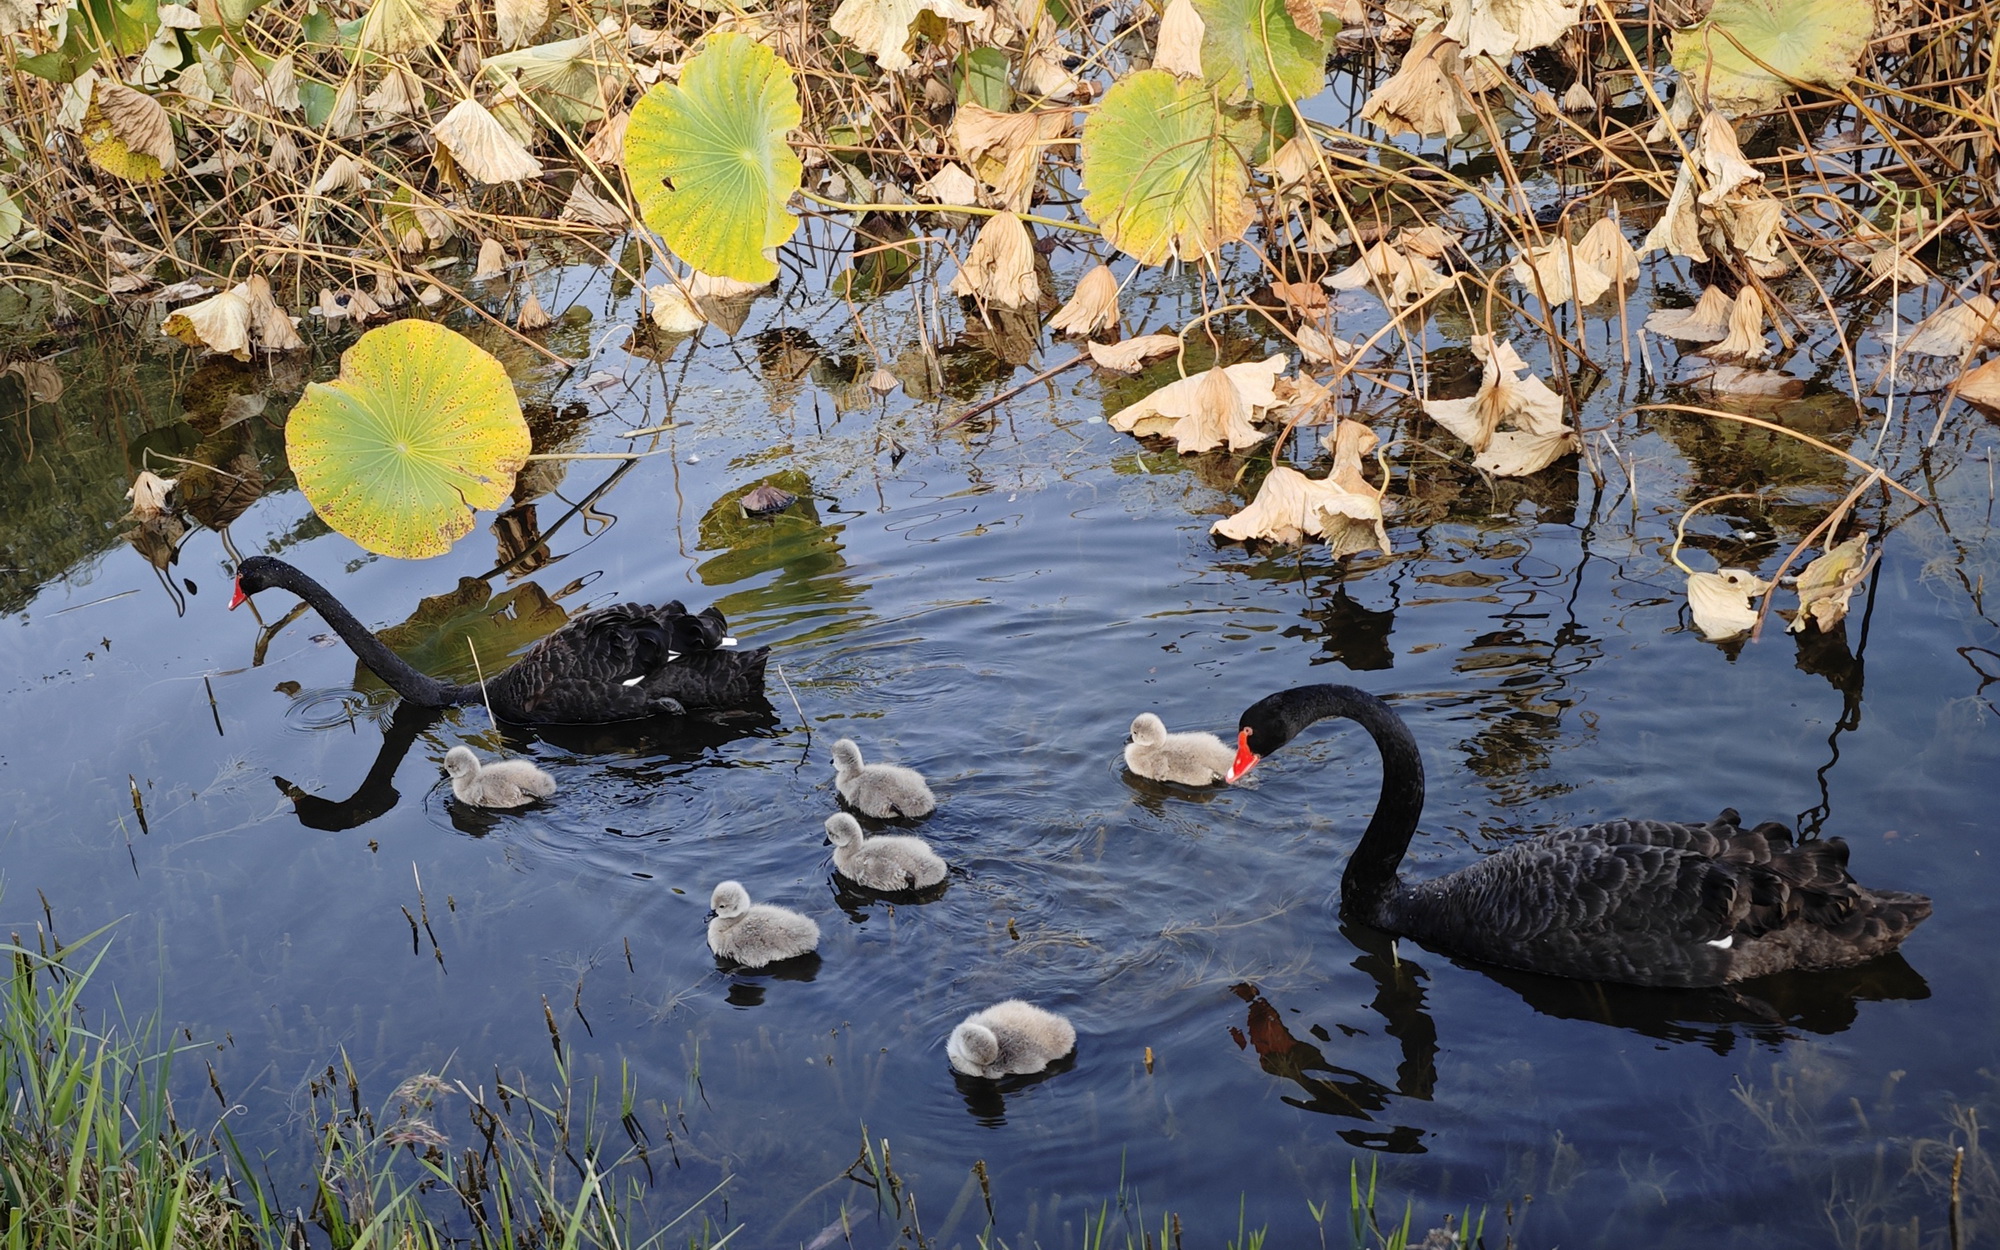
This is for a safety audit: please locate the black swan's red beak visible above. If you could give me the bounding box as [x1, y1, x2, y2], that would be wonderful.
[228, 579, 248, 610]
[1226, 728, 1259, 784]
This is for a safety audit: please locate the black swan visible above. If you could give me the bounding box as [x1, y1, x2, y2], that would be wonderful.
[229, 556, 768, 724]
[1228, 685, 1931, 988]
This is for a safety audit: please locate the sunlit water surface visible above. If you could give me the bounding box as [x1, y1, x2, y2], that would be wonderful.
[3, 207, 1999, 1250]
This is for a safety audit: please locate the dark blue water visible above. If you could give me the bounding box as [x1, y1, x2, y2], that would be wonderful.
[2, 245, 1996, 1249]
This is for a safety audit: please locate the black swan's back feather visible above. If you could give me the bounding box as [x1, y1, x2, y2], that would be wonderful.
[1235, 685, 1930, 989]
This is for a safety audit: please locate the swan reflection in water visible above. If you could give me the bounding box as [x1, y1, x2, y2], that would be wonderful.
[274, 699, 778, 833]
[1236, 924, 1929, 1148]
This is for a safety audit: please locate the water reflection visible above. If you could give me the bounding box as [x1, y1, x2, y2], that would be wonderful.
[952, 1051, 1080, 1127]
[722, 953, 823, 1007]
[1289, 581, 1398, 670]
[274, 702, 446, 832]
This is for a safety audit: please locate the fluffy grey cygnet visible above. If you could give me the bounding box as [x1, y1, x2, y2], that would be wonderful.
[825, 813, 947, 891]
[831, 738, 936, 818]
[706, 881, 820, 968]
[1124, 713, 1233, 786]
[947, 1000, 1076, 1079]
[442, 746, 556, 808]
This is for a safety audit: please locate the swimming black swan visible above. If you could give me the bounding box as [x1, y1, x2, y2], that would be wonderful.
[1228, 685, 1931, 988]
[229, 556, 768, 724]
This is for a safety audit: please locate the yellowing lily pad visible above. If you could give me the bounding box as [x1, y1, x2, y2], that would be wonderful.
[285, 319, 530, 559]
[1081, 70, 1259, 266]
[627, 33, 802, 284]
[1671, 0, 1873, 116]
[1194, 0, 1331, 106]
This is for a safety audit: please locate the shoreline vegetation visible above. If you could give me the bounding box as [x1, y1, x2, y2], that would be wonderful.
[0, 918, 1490, 1249]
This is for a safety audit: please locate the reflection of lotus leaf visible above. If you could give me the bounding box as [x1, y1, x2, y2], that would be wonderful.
[627, 33, 802, 284]
[285, 319, 530, 559]
[1671, 0, 1873, 116]
[697, 471, 823, 585]
[353, 577, 568, 693]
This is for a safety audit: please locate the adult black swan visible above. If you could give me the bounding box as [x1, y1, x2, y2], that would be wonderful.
[1228, 685, 1930, 988]
[230, 556, 768, 724]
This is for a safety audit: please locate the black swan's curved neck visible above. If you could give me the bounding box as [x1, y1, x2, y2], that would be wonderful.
[257, 562, 473, 708]
[1256, 685, 1425, 920]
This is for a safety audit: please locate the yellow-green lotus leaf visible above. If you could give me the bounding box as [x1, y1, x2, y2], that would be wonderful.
[1195, 0, 1331, 106]
[627, 32, 802, 284]
[1081, 70, 1260, 266]
[286, 319, 529, 559]
[1671, 0, 1872, 116]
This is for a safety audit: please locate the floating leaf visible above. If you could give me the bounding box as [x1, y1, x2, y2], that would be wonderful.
[627, 33, 801, 284]
[829, 0, 980, 71]
[1444, 0, 1581, 60]
[1089, 333, 1180, 372]
[1646, 285, 1734, 342]
[1194, 0, 1330, 106]
[1108, 354, 1288, 452]
[949, 212, 1039, 309]
[1049, 263, 1121, 335]
[1081, 69, 1258, 266]
[285, 319, 530, 559]
[1422, 335, 1575, 475]
[1687, 568, 1769, 640]
[1671, 0, 1873, 116]
[1904, 294, 2000, 358]
[1790, 534, 1870, 633]
[1211, 421, 1388, 554]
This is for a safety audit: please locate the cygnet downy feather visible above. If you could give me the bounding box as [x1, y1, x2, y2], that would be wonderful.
[1123, 713, 1232, 786]
[443, 745, 556, 808]
[831, 738, 936, 818]
[825, 813, 947, 891]
[947, 1000, 1076, 1079]
[706, 881, 820, 968]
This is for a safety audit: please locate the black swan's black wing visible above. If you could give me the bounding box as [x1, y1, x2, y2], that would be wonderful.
[1383, 810, 1930, 988]
[483, 603, 767, 724]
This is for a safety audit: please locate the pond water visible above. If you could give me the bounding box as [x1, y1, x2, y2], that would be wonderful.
[4, 213, 2000, 1249]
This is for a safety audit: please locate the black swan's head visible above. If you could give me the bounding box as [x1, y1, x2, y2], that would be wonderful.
[229, 556, 289, 610]
[1229, 688, 1318, 783]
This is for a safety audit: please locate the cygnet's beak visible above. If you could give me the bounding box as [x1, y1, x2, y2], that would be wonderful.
[228, 579, 248, 610]
[705, 908, 718, 921]
[1225, 728, 1259, 784]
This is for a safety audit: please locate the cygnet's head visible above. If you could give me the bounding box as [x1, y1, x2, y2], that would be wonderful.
[831, 738, 864, 775]
[708, 880, 751, 921]
[443, 746, 479, 779]
[824, 813, 864, 848]
[1128, 713, 1166, 746]
[948, 1022, 1000, 1071]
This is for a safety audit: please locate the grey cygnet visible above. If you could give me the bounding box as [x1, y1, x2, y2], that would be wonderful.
[947, 1000, 1076, 1079]
[442, 746, 556, 808]
[825, 813, 946, 891]
[831, 738, 936, 818]
[1123, 713, 1232, 786]
[706, 881, 820, 968]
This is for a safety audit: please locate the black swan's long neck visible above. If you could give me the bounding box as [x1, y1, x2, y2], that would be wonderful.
[1266, 686, 1426, 921]
[261, 563, 473, 708]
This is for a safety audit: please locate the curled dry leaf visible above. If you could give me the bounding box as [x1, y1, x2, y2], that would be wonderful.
[126, 470, 177, 519]
[1360, 31, 1469, 140]
[1510, 239, 1611, 306]
[1088, 333, 1181, 372]
[1295, 322, 1358, 365]
[3, 360, 62, 404]
[312, 154, 369, 194]
[949, 212, 1040, 309]
[240, 274, 304, 352]
[1645, 284, 1734, 342]
[495, 0, 549, 48]
[364, 64, 427, 117]
[829, 0, 981, 71]
[648, 284, 706, 333]
[1954, 357, 2000, 411]
[1694, 111, 1762, 204]
[560, 178, 627, 227]
[474, 237, 509, 280]
[432, 98, 543, 184]
[1560, 81, 1595, 112]
[1261, 135, 1319, 190]
[952, 104, 1071, 213]
[1049, 262, 1120, 336]
[1639, 162, 1709, 263]
[1903, 293, 2000, 358]
[1575, 213, 1639, 287]
[584, 111, 628, 166]
[1686, 568, 1770, 641]
[264, 54, 300, 112]
[1108, 354, 1288, 453]
[1326, 238, 1449, 308]
[516, 287, 553, 330]
[1155, 0, 1206, 78]
[95, 80, 176, 173]
[1445, 0, 1583, 59]
[916, 162, 979, 206]
[267, 131, 301, 173]
[1211, 420, 1389, 555]
[359, 0, 461, 54]
[868, 367, 899, 394]
[1422, 335, 1558, 453]
[1707, 193, 1786, 277]
[163, 288, 251, 359]
[418, 283, 445, 307]
[316, 287, 388, 325]
[1789, 534, 1871, 633]
[1699, 287, 1770, 362]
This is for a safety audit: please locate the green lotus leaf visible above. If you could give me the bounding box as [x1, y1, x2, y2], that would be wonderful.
[627, 32, 803, 284]
[1195, 0, 1331, 106]
[1671, 0, 1873, 116]
[285, 319, 530, 559]
[1080, 69, 1261, 266]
